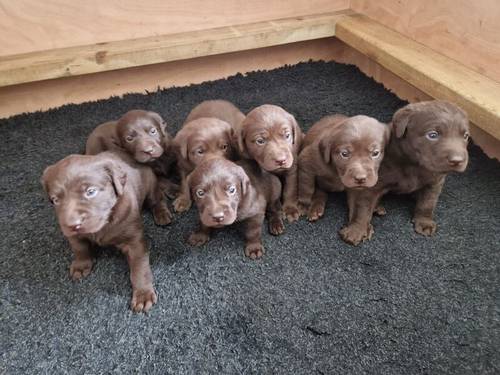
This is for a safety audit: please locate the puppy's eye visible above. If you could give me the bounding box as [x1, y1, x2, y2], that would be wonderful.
[340, 150, 350, 159]
[197, 149, 204, 155]
[85, 187, 98, 198]
[464, 132, 470, 141]
[149, 128, 157, 135]
[126, 135, 134, 142]
[284, 132, 292, 140]
[371, 150, 381, 159]
[426, 131, 439, 140]
[196, 189, 205, 198]
[227, 185, 236, 195]
[50, 196, 60, 205]
[221, 144, 228, 151]
[255, 138, 266, 146]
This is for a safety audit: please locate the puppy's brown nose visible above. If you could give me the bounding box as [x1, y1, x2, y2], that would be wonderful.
[448, 155, 465, 167]
[67, 219, 83, 232]
[354, 174, 367, 185]
[143, 146, 154, 155]
[212, 212, 225, 223]
[275, 158, 287, 167]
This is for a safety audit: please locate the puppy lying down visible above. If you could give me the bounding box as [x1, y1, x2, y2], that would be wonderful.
[86, 109, 178, 198]
[186, 158, 283, 259]
[173, 100, 244, 213]
[340, 100, 470, 245]
[41, 151, 170, 312]
[298, 114, 390, 221]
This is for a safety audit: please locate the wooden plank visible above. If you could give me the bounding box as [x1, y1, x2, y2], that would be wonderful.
[0, 10, 352, 87]
[336, 14, 500, 140]
[350, 0, 500, 83]
[0, 0, 349, 55]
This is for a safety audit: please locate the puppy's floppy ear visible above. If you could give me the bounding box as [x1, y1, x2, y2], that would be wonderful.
[287, 112, 303, 147]
[383, 122, 392, 146]
[103, 160, 127, 196]
[235, 165, 250, 196]
[318, 136, 334, 165]
[173, 130, 189, 160]
[40, 165, 55, 198]
[392, 105, 414, 138]
[236, 122, 249, 158]
[148, 111, 168, 136]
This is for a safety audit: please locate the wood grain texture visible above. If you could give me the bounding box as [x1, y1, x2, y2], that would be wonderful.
[0, 0, 348, 55]
[350, 0, 500, 83]
[0, 10, 352, 87]
[336, 14, 500, 140]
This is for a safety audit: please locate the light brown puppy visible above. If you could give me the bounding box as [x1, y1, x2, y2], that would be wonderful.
[86, 110, 178, 197]
[238, 104, 303, 223]
[41, 151, 171, 313]
[187, 158, 283, 259]
[298, 114, 390, 221]
[173, 100, 244, 213]
[340, 100, 470, 245]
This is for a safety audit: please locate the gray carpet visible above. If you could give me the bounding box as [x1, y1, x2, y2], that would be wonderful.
[1, 61, 499, 374]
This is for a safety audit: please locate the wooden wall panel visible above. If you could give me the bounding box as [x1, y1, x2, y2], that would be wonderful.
[350, 0, 500, 83]
[0, 0, 348, 56]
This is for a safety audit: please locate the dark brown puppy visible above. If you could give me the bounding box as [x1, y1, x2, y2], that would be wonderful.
[86, 109, 178, 197]
[340, 100, 470, 245]
[298, 114, 390, 221]
[238, 104, 303, 223]
[173, 100, 244, 213]
[187, 158, 283, 259]
[41, 151, 171, 312]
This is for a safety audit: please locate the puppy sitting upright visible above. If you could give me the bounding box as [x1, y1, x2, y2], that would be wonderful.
[41, 151, 171, 312]
[238, 104, 303, 223]
[187, 158, 283, 259]
[298, 115, 390, 221]
[340, 100, 470, 245]
[173, 100, 244, 213]
[86, 110, 178, 197]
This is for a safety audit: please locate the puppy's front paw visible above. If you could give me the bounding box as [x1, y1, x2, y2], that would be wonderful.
[339, 224, 374, 246]
[245, 243, 264, 259]
[69, 258, 94, 280]
[413, 217, 437, 236]
[283, 204, 300, 223]
[307, 203, 325, 222]
[374, 205, 387, 216]
[269, 217, 285, 236]
[158, 179, 180, 200]
[297, 201, 310, 217]
[173, 196, 191, 213]
[131, 286, 157, 313]
[188, 231, 210, 247]
[153, 204, 173, 225]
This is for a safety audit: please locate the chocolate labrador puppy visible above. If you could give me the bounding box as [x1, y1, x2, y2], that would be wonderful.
[187, 158, 283, 259]
[298, 114, 390, 221]
[173, 100, 243, 213]
[41, 151, 171, 312]
[86, 109, 178, 197]
[238, 104, 303, 223]
[340, 100, 470, 245]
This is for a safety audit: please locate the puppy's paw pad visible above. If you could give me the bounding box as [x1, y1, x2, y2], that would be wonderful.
[173, 196, 191, 213]
[339, 224, 373, 246]
[269, 218, 285, 236]
[153, 205, 173, 226]
[374, 205, 387, 216]
[297, 202, 310, 217]
[307, 205, 325, 222]
[413, 218, 437, 236]
[188, 232, 210, 247]
[131, 287, 157, 313]
[69, 259, 94, 281]
[245, 244, 264, 259]
[283, 205, 300, 223]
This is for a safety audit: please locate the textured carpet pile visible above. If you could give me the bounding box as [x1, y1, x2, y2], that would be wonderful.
[1, 61, 499, 374]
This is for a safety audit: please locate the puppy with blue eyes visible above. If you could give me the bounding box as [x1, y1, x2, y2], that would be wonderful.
[340, 100, 470, 245]
[186, 158, 283, 259]
[41, 151, 171, 312]
[173, 100, 244, 213]
[86, 109, 178, 198]
[298, 114, 390, 222]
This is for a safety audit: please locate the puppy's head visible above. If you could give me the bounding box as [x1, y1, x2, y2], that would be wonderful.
[41, 153, 126, 237]
[319, 115, 390, 188]
[174, 118, 235, 167]
[392, 101, 469, 173]
[188, 158, 250, 228]
[238, 104, 301, 172]
[116, 110, 170, 163]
